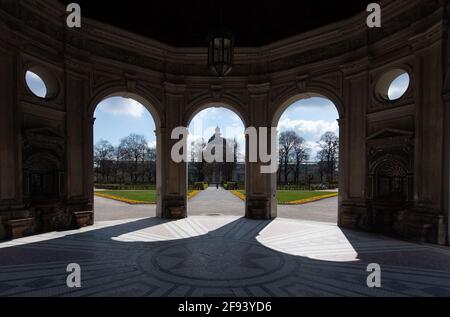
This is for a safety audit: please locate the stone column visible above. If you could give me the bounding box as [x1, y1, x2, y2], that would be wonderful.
[337, 118, 346, 219]
[85, 116, 96, 211]
[444, 92, 450, 245]
[246, 83, 277, 220]
[339, 60, 369, 229]
[65, 70, 92, 227]
[0, 49, 20, 208]
[0, 48, 22, 240]
[409, 26, 447, 244]
[159, 83, 187, 219]
[445, 23, 450, 245]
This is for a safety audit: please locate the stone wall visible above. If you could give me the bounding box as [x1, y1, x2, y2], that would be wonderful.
[0, 0, 448, 244]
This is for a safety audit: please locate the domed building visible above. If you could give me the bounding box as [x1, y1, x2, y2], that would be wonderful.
[189, 126, 245, 185]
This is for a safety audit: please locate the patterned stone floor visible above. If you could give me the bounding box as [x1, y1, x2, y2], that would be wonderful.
[1, 216, 450, 297]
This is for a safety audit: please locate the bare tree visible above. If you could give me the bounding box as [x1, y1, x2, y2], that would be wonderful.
[117, 134, 149, 184]
[293, 137, 310, 184]
[316, 149, 327, 183]
[145, 147, 157, 183]
[279, 131, 301, 184]
[317, 131, 339, 184]
[94, 139, 115, 183]
[191, 138, 207, 182]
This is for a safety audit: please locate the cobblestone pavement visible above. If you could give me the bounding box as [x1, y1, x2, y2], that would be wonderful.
[1, 216, 450, 297]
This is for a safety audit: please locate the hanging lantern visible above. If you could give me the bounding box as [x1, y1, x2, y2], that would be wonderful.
[208, 33, 234, 77]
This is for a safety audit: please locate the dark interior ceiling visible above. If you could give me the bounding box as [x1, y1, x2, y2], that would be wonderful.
[59, 0, 375, 47]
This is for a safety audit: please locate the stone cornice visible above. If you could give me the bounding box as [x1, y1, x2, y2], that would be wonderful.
[247, 83, 271, 96]
[163, 82, 186, 95]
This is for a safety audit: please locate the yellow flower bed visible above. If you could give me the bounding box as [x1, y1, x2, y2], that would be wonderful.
[283, 193, 338, 205]
[188, 190, 200, 199]
[94, 193, 153, 205]
[230, 190, 246, 201]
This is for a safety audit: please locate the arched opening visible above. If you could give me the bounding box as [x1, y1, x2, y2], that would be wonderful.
[91, 94, 160, 221]
[273, 93, 341, 223]
[186, 104, 246, 216]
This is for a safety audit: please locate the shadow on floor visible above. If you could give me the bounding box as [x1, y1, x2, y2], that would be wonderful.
[0, 216, 450, 297]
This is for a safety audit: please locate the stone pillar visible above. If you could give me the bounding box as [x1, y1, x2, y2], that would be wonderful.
[85, 116, 96, 211]
[339, 61, 369, 229]
[159, 83, 187, 219]
[409, 27, 447, 244]
[65, 71, 92, 223]
[0, 49, 20, 207]
[444, 92, 450, 245]
[444, 23, 450, 245]
[246, 83, 277, 220]
[0, 48, 22, 240]
[337, 118, 346, 217]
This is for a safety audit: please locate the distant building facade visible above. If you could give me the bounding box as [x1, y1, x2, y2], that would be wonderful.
[188, 127, 245, 184]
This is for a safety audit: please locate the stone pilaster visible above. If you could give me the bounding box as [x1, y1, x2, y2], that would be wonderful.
[160, 82, 187, 219]
[246, 83, 277, 220]
[0, 47, 20, 208]
[407, 25, 447, 244]
[339, 59, 369, 229]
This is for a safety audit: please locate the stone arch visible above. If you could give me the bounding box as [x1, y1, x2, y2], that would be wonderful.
[88, 85, 163, 129]
[269, 88, 343, 222]
[87, 85, 164, 216]
[369, 154, 412, 202]
[271, 88, 344, 127]
[185, 97, 248, 216]
[185, 95, 249, 128]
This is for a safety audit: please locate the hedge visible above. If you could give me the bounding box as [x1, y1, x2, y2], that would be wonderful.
[193, 182, 209, 190]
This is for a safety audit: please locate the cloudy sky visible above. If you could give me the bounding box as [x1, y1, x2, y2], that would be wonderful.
[25, 70, 409, 159]
[278, 97, 339, 156]
[91, 97, 341, 159]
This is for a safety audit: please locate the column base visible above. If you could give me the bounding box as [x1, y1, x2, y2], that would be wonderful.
[6, 218, 34, 239]
[72, 211, 94, 228]
[392, 207, 446, 245]
[246, 196, 272, 220]
[162, 196, 187, 219]
[338, 201, 368, 229]
[340, 201, 448, 245]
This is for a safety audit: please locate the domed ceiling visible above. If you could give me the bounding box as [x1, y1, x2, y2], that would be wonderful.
[58, 0, 375, 47]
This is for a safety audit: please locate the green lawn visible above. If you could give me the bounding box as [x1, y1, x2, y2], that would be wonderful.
[96, 189, 337, 205]
[238, 190, 336, 204]
[95, 189, 197, 204]
[96, 190, 157, 203]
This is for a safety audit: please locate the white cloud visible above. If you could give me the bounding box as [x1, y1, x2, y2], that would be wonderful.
[97, 97, 145, 118]
[278, 118, 339, 140]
